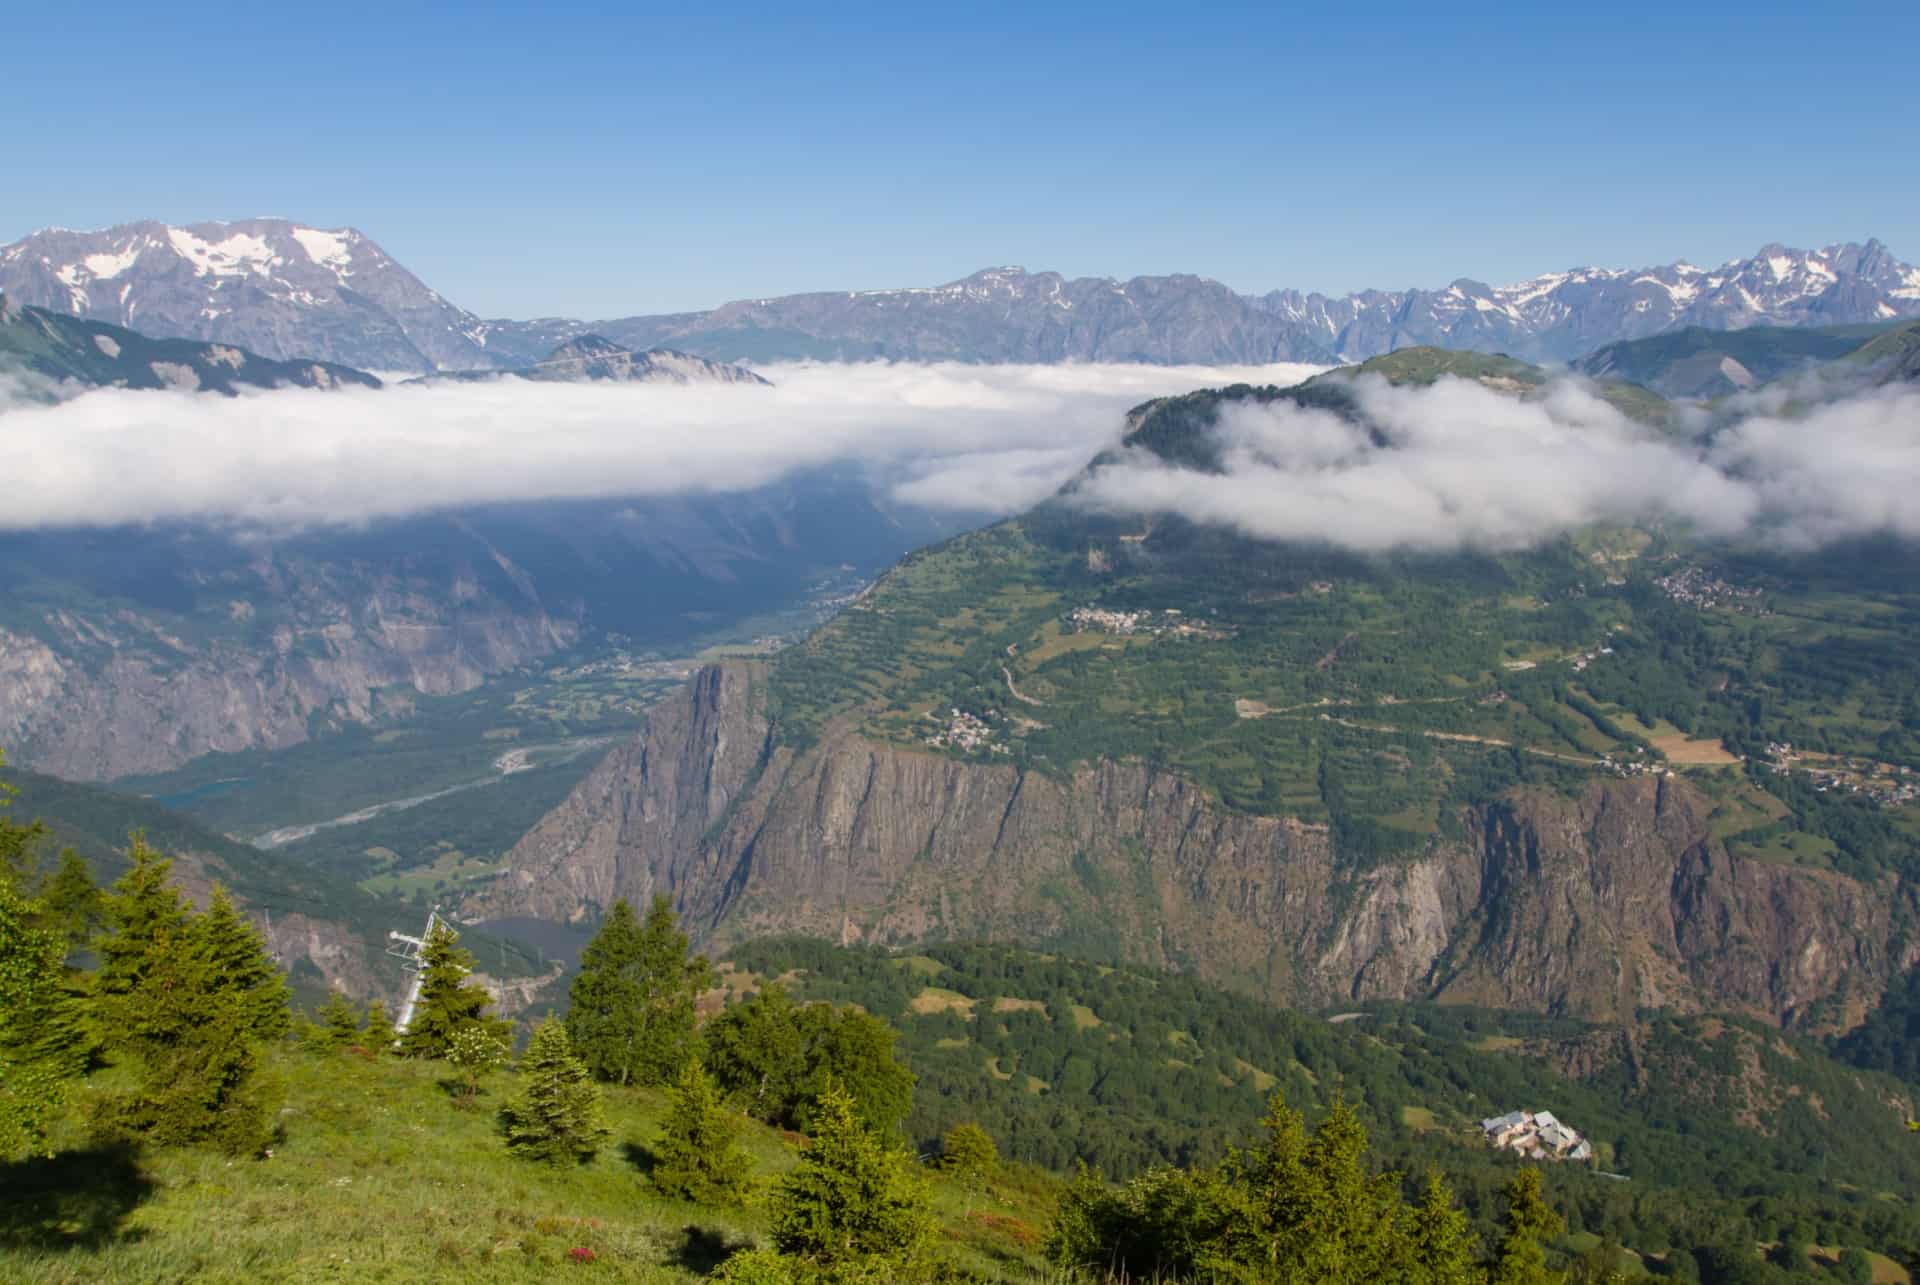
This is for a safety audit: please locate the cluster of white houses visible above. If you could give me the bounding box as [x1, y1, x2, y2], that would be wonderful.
[1480, 1109, 1592, 1162]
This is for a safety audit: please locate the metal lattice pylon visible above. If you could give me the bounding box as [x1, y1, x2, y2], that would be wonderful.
[386, 905, 441, 1037]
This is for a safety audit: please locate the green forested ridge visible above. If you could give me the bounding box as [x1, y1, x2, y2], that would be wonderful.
[721, 938, 1920, 1248]
[764, 355, 1920, 880]
[1574, 323, 1900, 398]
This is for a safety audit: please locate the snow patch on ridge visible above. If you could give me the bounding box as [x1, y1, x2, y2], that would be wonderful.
[82, 248, 142, 280]
[166, 229, 279, 277]
[291, 228, 354, 273]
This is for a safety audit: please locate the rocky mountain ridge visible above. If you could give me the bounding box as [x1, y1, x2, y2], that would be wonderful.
[472, 662, 1912, 1030]
[6, 220, 1915, 370]
[0, 293, 380, 397]
[579, 242, 1920, 366]
[416, 333, 770, 386]
[0, 219, 512, 373]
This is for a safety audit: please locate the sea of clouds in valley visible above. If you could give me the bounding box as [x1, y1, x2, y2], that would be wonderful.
[2, 360, 1916, 552]
[0, 361, 1320, 530]
[1073, 373, 1920, 552]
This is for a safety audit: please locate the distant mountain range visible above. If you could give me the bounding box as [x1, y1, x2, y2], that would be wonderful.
[4, 219, 1916, 372]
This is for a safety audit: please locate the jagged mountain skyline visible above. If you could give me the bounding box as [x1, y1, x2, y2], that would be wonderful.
[3, 218, 1915, 372]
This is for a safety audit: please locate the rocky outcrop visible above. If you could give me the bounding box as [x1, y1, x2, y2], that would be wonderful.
[474, 662, 1914, 1030]
[0, 569, 577, 780]
[417, 334, 771, 387]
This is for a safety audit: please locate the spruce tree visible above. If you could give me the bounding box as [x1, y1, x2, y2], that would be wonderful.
[565, 895, 709, 1086]
[1406, 1170, 1482, 1285]
[95, 835, 191, 1002]
[0, 758, 45, 885]
[1490, 1166, 1565, 1285]
[91, 885, 281, 1156]
[199, 885, 291, 1039]
[361, 998, 398, 1048]
[0, 872, 77, 1158]
[501, 1018, 610, 1164]
[652, 1058, 752, 1203]
[397, 920, 508, 1059]
[769, 1080, 931, 1270]
[317, 989, 361, 1047]
[36, 849, 103, 952]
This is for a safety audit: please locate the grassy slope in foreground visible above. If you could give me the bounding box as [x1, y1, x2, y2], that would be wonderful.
[0, 1048, 1054, 1283]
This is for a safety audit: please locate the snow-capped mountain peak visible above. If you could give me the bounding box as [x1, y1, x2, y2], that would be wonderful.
[0, 218, 492, 373]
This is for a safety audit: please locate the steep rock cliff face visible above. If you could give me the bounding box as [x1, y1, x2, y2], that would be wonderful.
[475, 663, 1912, 1029]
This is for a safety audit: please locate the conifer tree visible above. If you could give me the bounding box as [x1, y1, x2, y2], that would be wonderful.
[1490, 1166, 1565, 1285]
[1406, 1170, 1482, 1285]
[36, 849, 103, 952]
[199, 884, 291, 1039]
[361, 998, 397, 1048]
[0, 871, 76, 1158]
[91, 880, 281, 1156]
[95, 835, 190, 1002]
[397, 919, 508, 1059]
[500, 1017, 610, 1164]
[0, 756, 45, 885]
[317, 989, 361, 1047]
[769, 1080, 931, 1270]
[565, 895, 710, 1086]
[652, 1058, 752, 1203]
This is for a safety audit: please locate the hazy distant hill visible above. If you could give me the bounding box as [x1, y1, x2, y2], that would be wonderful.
[417, 334, 770, 386]
[0, 294, 379, 396]
[1573, 322, 1893, 398]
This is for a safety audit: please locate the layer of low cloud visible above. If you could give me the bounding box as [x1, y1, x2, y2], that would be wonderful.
[7, 362, 1916, 554]
[0, 360, 1323, 530]
[1072, 373, 1920, 552]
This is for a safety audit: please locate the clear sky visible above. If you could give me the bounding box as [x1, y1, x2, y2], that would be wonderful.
[5, 0, 1915, 320]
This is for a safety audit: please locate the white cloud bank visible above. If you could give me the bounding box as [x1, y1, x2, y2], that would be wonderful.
[0, 360, 1322, 530]
[1071, 373, 1920, 552]
[4, 362, 1916, 554]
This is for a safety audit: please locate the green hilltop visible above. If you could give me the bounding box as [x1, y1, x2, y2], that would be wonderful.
[770, 355, 1920, 878]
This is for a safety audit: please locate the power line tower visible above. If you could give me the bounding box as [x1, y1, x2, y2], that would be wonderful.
[386, 905, 443, 1036]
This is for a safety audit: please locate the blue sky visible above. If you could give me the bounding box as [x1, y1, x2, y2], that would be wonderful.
[5, 0, 1915, 319]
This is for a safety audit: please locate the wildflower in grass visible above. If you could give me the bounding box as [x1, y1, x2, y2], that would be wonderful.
[445, 1026, 509, 1107]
